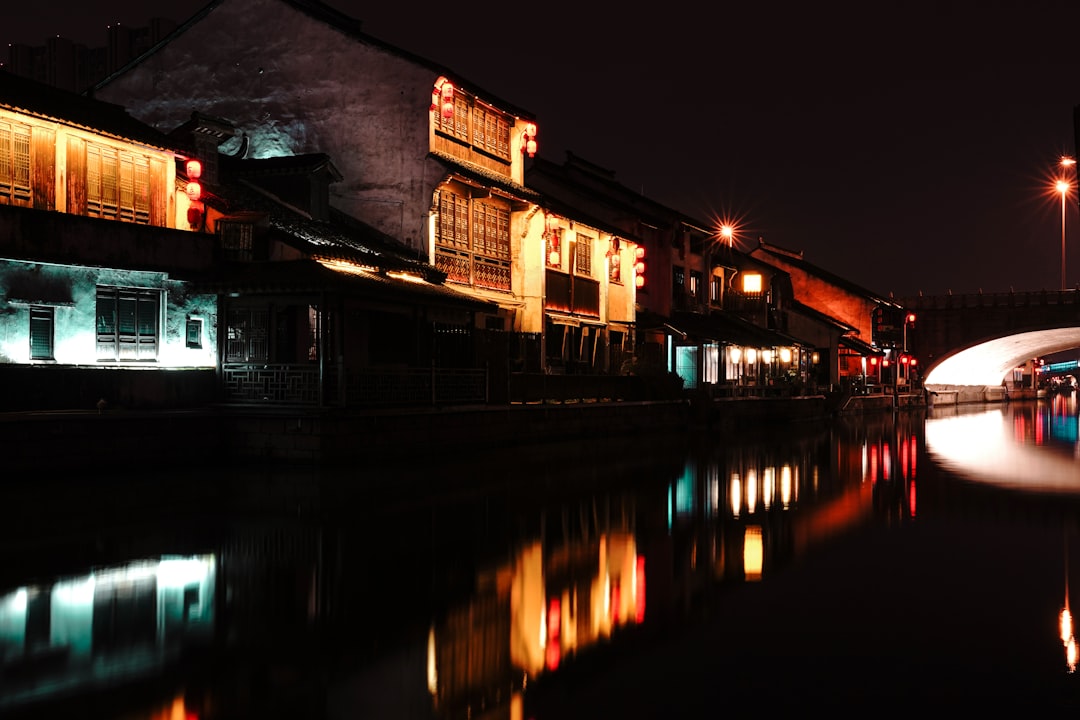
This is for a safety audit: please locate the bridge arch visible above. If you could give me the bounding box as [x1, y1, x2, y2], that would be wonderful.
[924, 327, 1080, 385]
[899, 290, 1080, 390]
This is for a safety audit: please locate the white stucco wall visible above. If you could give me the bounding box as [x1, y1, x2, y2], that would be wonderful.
[94, 0, 440, 253]
[0, 261, 217, 367]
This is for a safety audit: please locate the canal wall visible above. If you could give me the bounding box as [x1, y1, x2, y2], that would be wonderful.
[3, 393, 931, 473]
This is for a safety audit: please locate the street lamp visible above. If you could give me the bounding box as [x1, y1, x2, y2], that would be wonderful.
[1059, 156, 1075, 291]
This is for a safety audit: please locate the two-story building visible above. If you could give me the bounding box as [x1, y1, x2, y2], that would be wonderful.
[527, 153, 814, 394]
[91, 0, 636, 384]
[0, 70, 220, 410]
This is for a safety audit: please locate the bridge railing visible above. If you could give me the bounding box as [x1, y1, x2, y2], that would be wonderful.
[898, 288, 1078, 310]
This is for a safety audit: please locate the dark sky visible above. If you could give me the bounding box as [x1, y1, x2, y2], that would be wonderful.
[7, 1, 1080, 298]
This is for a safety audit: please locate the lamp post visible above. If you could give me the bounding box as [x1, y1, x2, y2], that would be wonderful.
[1059, 156, 1075, 291]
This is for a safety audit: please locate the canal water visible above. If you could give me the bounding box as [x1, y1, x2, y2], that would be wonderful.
[3, 395, 1080, 717]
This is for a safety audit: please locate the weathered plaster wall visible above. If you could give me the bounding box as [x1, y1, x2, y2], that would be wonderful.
[95, 0, 439, 253]
[0, 261, 217, 367]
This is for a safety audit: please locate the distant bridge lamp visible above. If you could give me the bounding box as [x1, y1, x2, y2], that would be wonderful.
[1058, 156, 1076, 291]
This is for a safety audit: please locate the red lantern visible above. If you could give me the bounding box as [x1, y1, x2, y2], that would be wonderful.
[440, 82, 454, 119]
[185, 181, 202, 201]
[185, 159, 202, 179]
[634, 245, 646, 288]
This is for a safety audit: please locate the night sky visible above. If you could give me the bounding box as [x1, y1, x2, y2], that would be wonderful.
[7, 0, 1080, 298]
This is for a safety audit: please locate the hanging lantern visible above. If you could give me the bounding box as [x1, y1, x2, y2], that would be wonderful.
[441, 82, 455, 119]
[185, 159, 202, 179]
[549, 250, 560, 266]
[185, 181, 202, 201]
[522, 123, 538, 157]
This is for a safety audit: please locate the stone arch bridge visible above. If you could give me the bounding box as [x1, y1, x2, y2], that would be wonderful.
[896, 289, 1080, 399]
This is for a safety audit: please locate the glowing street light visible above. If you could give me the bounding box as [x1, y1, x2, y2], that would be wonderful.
[1059, 156, 1076, 291]
[720, 224, 734, 247]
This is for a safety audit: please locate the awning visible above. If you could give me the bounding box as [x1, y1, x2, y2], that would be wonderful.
[839, 334, 884, 356]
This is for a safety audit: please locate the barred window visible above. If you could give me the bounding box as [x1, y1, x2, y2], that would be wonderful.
[575, 233, 593, 276]
[219, 221, 254, 261]
[0, 120, 31, 205]
[30, 306, 54, 360]
[96, 286, 160, 360]
[87, 144, 151, 224]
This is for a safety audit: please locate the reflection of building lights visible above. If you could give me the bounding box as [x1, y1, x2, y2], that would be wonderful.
[746, 469, 758, 514]
[731, 473, 742, 519]
[781, 465, 793, 508]
[427, 625, 438, 695]
[743, 526, 763, 581]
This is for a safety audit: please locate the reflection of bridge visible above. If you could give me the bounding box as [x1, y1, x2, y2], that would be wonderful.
[897, 290, 1080, 391]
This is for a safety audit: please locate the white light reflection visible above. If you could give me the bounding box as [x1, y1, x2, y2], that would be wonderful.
[925, 409, 1080, 492]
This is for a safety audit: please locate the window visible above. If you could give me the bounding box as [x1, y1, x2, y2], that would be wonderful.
[434, 189, 511, 292]
[186, 318, 203, 349]
[434, 92, 511, 161]
[575, 234, 593, 276]
[87, 144, 151, 224]
[226, 307, 268, 363]
[29, 306, 54, 360]
[742, 273, 763, 293]
[219, 221, 254, 261]
[0, 120, 31, 205]
[471, 103, 511, 159]
[96, 286, 160, 360]
[673, 266, 685, 290]
[689, 270, 702, 298]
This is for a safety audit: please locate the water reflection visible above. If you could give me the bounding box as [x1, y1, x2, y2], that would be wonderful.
[926, 394, 1080, 492]
[4, 400, 1080, 717]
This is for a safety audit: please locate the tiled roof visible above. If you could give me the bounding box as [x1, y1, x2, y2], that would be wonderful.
[193, 258, 494, 310]
[94, 0, 536, 122]
[0, 71, 175, 151]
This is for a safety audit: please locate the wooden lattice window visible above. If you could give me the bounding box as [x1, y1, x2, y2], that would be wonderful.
[471, 103, 511, 159]
[473, 202, 510, 260]
[96, 286, 159, 360]
[0, 120, 31, 205]
[435, 190, 511, 291]
[87, 144, 151, 224]
[575, 233, 593, 276]
[437, 190, 470, 250]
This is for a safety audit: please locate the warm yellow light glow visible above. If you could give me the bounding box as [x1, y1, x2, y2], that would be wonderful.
[762, 349, 773, 364]
[730, 473, 742, 519]
[779, 347, 792, 364]
[1062, 608, 1074, 645]
[317, 258, 380, 275]
[729, 346, 742, 363]
[427, 624, 438, 695]
[1057, 179, 1071, 195]
[742, 273, 762, 293]
[746, 348, 758, 364]
[780, 465, 793, 508]
[386, 270, 428, 284]
[743, 526, 763, 581]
